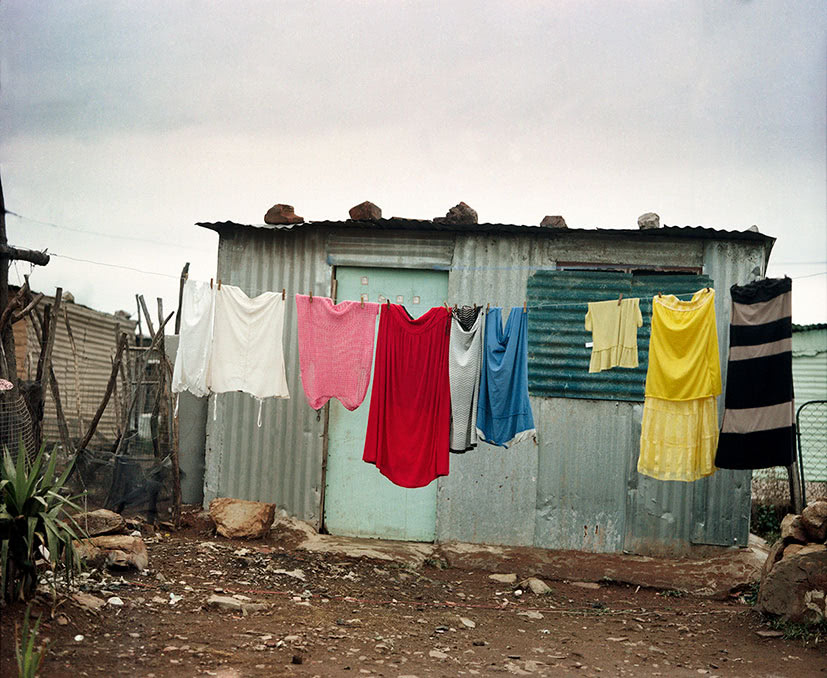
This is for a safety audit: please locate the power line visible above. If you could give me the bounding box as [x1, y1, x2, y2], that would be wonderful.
[50, 253, 181, 279]
[5, 209, 215, 252]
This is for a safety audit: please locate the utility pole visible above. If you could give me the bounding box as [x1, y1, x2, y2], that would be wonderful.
[0, 167, 52, 383]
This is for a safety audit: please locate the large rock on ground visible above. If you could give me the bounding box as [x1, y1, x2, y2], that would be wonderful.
[780, 513, 808, 543]
[801, 500, 827, 542]
[68, 509, 126, 537]
[349, 201, 382, 221]
[264, 204, 304, 225]
[209, 497, 276, 539]
[757, 549, 827, 623]
[76, 534, 149, 571]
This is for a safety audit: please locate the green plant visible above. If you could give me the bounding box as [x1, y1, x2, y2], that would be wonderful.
[766, 616, 827, 645]
[751, 503, 786, 544]
[661, 589, 687, 598]
[0, 441, 85, 602]
[15, 603, 50, 677]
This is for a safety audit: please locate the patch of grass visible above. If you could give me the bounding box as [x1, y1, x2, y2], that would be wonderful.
[660, 589, 687, 598]
[766, 616, 827, 645]
[751, 503, 787, 544]
[423, 556, 449, 570]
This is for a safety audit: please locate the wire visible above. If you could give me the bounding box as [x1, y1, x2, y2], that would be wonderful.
[50, 253, 181, 279]
[5, 209, 215, 252]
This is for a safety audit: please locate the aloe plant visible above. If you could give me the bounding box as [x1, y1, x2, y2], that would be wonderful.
[0, 441, 86, 602]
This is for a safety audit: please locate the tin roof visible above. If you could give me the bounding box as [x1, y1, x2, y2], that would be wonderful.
[197, 218, 775, 244]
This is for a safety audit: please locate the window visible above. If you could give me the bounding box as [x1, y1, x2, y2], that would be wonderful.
[526, 269, 713, 401]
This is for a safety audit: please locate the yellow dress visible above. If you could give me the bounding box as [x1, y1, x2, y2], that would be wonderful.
[638, 288, 721, 482]
[584, 298, 643, 373]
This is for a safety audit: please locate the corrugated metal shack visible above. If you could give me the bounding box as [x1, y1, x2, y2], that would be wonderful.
[197, 217, 774, 557]
[13, 291, 137, 448]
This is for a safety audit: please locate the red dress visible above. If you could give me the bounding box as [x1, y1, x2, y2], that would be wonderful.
[362, 304, 451, 488]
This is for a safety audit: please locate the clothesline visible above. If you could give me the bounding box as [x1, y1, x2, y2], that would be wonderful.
[184, 276, 708, 309]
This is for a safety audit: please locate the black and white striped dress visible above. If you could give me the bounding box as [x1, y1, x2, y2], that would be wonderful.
[715, 277, 795, 469]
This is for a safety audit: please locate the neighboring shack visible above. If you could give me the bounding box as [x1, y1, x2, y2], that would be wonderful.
[12, 289, 136, 450]
[793, 323, 827, 492]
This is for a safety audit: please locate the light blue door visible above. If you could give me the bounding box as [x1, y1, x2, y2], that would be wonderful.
[324, 266, 449, 541]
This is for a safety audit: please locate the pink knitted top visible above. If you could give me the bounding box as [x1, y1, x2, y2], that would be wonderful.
[295, 295, 381, 410]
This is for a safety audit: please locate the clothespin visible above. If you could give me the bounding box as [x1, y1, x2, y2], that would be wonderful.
[705, 286, 710, 293]
[210, 278, 213, 289]
[618, 293, 623, 306]
[658, 291, 663, 298]
[282, 288, 286, 300]
[360, 296, 365, 309]
[443, 301, 449, 311]
[217, 279, 222, 290]
[523, 300, 527, 312]
[486, 303, 490, 313]
[309, 290, 313, 303]
[387, 299, 390, 308]
[453, 304, 457, 312]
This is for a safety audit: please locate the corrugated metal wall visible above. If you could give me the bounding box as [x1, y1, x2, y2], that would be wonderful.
[18, 298, 136, 448]
[206, 225, 769, 555]
[793, 328, 827, 405]
[437, 235, 540, 546]
[204, 227, 330, 525]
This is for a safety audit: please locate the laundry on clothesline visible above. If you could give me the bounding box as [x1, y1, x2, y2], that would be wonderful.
[363, 304, 452, 488]
[295, 294, 380, 410]
[449, 305, 485, 453]
[715, 277, 795, 470]
[638, 288, 721, 482]
[172, 279, 215, 398]
[476, 306, 536, 448]
[584, 297, 643, 373]
[208, 284, 290, 400]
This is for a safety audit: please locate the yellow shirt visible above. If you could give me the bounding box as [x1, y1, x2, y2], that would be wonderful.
[644, 288, 721, 400]
[584, 298, 643, 372]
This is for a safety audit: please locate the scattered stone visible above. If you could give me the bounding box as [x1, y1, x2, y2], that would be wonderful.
[761, 538, 786, 579]
[570, 582, 600, 590]
[459, 616, 476, 628]
[271, 568, 306, 581]
[780, 514, 808, 543]
[521, 577, 552, 595]
[206, 594, 267, 615]
[434, 201, 478, 225]
[755, 630, 784, 638]
[607, 637, 629, 642]
[76, 534, 148, 571]
[74, 634, 84, 642]
[638, 212, 660, 229]
[540, 215, 567, 229]
[209, 497, 276, 539]
[264, 204, 304, 225]
[517, 610, 544, 620]
[429, 650, 448, 659]
[349, 201, 382, 221]
[107, 596, 124, 607]
[71, 592, 107, 612]
[801, 500, 827, 542]
[292, 654, 304, 664]
[473, 640, 487, 646]
[69, 509, 126, 537]
[756, 549, 827, 623]
[56, 614, 69, 626]
[490, 573, 518, 585]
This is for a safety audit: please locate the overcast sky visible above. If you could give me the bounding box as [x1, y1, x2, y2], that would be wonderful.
[2, 1, 825, 325]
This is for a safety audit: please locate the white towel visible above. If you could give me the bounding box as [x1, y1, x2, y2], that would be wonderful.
[208, 284, 290, 399]
[172, 279, 215, 397]
[449, 306, 484, 452]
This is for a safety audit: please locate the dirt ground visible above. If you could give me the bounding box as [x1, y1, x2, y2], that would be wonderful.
[1, 521, 825, 678]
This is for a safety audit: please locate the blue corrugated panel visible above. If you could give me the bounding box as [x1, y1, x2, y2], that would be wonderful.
[527, 271, 713, 401]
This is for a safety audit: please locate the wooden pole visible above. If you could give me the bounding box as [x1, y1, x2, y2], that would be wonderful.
[175, 262, 189, 335]
[0, 169, 15, 382]
[158, 297, 181, 526]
